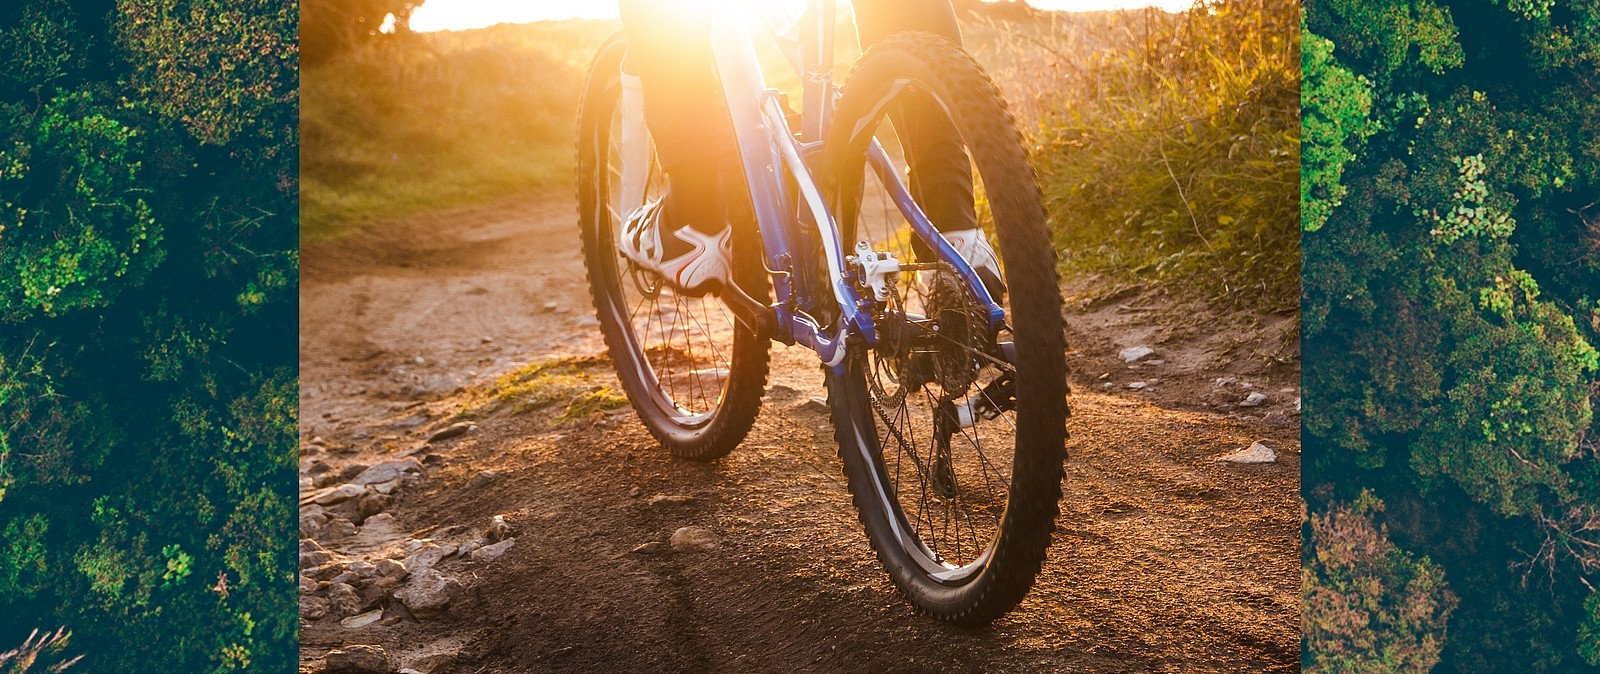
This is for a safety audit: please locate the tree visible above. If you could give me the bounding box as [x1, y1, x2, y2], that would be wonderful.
[1304, 492, 1457, 673]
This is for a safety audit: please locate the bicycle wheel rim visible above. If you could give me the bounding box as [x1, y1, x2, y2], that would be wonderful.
[833, 78, 1023, 584]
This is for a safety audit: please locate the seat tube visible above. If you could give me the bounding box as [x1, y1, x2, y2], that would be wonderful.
[710, 10, 797, 323]
[800, 0, 835, 143]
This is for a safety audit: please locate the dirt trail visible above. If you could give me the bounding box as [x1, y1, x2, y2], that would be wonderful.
[299, 194, 1301, 673]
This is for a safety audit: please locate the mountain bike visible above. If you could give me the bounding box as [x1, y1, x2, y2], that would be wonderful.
[575, 0, 1068, 623]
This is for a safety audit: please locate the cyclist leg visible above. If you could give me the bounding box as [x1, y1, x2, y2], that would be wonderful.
[617, 0, 738, 290]
[853, 0, 975, 235]
[853, 0, 1003, 296]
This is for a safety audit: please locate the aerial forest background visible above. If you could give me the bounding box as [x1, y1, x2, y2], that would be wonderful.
[0, 0, 298, 671]
[1302, 0, 1600, 670]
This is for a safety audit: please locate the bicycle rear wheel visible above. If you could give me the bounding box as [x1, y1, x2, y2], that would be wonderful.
[576, 35, 769, 460]
[824, 31, 1069, 623]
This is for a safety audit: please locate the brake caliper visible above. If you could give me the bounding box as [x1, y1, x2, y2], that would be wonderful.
[851, 240, 900, 303]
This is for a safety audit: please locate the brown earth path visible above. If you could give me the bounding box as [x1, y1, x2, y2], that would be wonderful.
[299, 193, 1301, 673]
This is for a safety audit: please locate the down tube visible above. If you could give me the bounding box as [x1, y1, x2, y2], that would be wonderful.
[709, 12, 796, 329]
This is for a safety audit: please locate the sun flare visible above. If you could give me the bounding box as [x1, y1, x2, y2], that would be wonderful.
[408, 0, 1193, 33]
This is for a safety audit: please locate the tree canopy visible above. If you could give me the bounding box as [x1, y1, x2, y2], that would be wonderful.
[1303, 0, 1600, 668]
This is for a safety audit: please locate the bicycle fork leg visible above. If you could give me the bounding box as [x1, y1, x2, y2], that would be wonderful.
[618, 69, 651, 222]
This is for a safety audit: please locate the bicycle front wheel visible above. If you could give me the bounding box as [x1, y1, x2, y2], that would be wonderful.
[824, 31, 1069, 623]
[576, 34, 769, 461]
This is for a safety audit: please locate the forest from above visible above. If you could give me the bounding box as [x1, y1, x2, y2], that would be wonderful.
[0, 0, 298, 671]
[1302, 0, 1600, 670]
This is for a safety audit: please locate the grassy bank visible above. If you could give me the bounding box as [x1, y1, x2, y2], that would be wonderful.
[300, 20, 615, 241]
[968, 0, 1301, 312]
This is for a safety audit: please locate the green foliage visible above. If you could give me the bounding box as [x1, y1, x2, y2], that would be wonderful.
[1304, 0, 1600, 666]
[1304, 492, 1457, 673]
[117, 0, 299, 150]
[0, 91, 163, 321]
[971, 0, 1301, 311]
[1305, 0, 1462, 80]
[0, 515, 48, 599]
[0, 0, 86, 89]
[1301, 25, 1373, 232]
[1581, 594, 1600, 666]
[0, 0, 297, 670]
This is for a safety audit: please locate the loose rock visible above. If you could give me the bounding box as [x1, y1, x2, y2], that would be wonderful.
[301, 505, 331, 531]
[793, 397, 829, 414]
[488, 514, 512, 542]
[1218, 441, 1278, 464]
[323, 517, 359, 540]
[1119, 346, 1155, 363]
[1126, 381, 1147, 390]
[470, 538, 515, 563]
[358, 493, 393, 521]
[305, 561, 347, 581]
[393, 568, 462, 618]
[374, 558, 407, 579]
[300, 547, 334, 568]
[427, 423, 473, 443]
[648, 494, 693, 507]
[324, 644, 393, 673]
[405, 652, 459, 674]
[340, 609, 384, 629]
[404, 543, 455, 572]
[1240, 392, 1267, 407]
[350, 458, 421, 486]
[315, 484, 369, 506]
[350, 513, 403, 548]
[467, 470, 502, 489]
[393, 414, 429, 430]
[327, 582, 363, 616]
[669, 526, 720, 552]
[338, 464, 370, 483]
[631, 541, 664, 555]
[301, 595, 331, 621]
[370, 478, 404, 495]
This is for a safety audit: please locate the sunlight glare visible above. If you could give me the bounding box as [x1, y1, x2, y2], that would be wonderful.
[409, 0, 621, 32]
[408, 0, 1195, 33]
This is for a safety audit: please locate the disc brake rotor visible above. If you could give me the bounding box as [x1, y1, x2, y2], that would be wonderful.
[867, 264, 991, 500]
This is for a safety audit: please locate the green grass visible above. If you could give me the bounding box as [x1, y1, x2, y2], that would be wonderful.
[483, 356, 628, 419]
[300, 20, 617, 241]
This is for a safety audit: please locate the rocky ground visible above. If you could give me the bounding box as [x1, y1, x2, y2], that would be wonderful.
[298, 193, 1303, 673]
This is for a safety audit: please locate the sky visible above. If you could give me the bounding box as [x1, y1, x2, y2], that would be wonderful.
[408, 0, 1193, 32]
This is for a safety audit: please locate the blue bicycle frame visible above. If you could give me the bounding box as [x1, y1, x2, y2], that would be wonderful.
[705, 0, 1006, 372]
